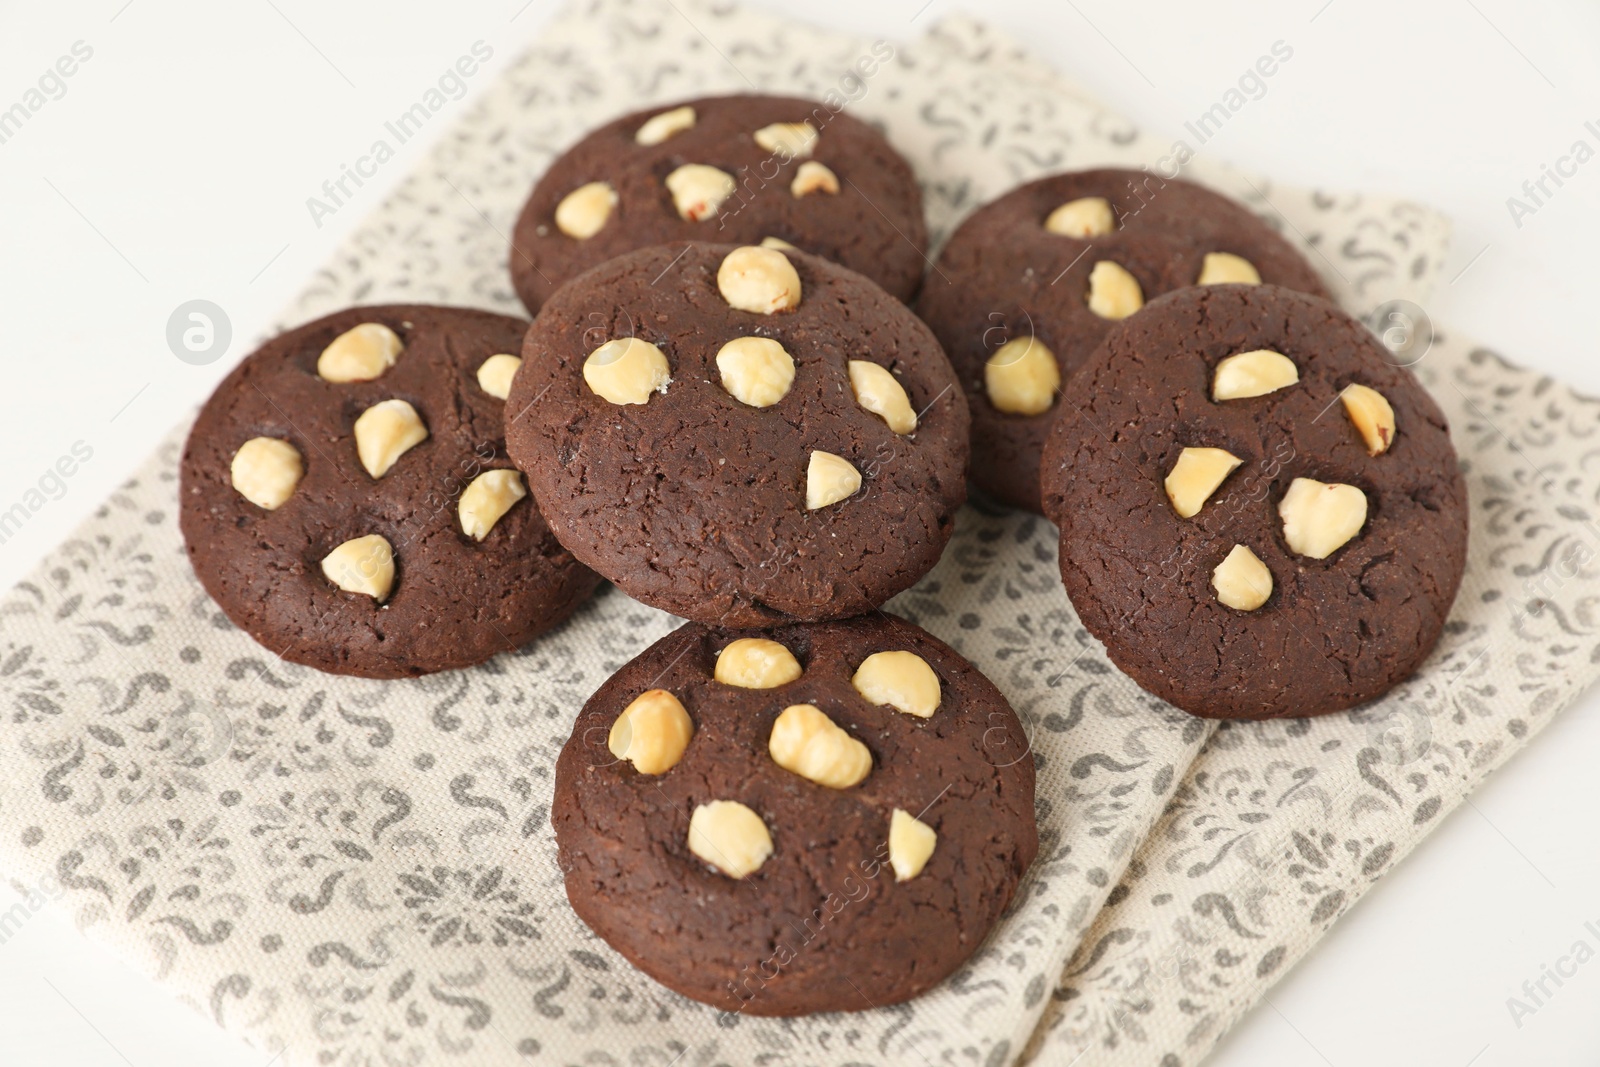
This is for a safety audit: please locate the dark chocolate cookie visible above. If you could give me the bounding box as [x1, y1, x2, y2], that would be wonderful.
[179, 305, 600, 678]
[1040, 284, 1468, 720]
[552, 613, 1038, 1016]
[509, 93, 927, 312]
[506, 242, 969, 627]
[916, 169, 1329, 513]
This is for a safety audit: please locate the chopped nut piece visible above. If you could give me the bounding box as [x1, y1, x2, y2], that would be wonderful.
[230, 437, 303, 510]
[753, 122, 818, 159]
[768, 704, 872, 789]
[714, 638, 802, 689]
[716, 337, 795, 408]
[353, 399, 429, 479]
[760, 236, 798, 251]
[1340, 383, 1396, 455]
[583, 337, 671, 405]
[318, 322, 402, 383]
[1044, 196, 1115, 237]
[717, 246, 802, 314]
[1212, 349, 1299, 401]
[635, 105, 696, 145]
[984, 336, 1060, 416]
[1197, 251, 1261, 285]
[852, 650, 940, 718]
[791, 160, 840, 198]
[458, 469, 526, 540]
[688, 800, 772, 878]
[1086, 261, 1144, 319]
[848, 361, 916, 434]
[888, 809, 937, 881]
[665, 164, 735, 221]
[1212, 544, 1273, 611]
[608, 689, 694, 774]
[321, 534, 395, 602]
[476, 354, 521, 400]
[1164, 447, 1244, 518]
[1278, 477, 1368, 559]
[805, 451, 861, 509]
[554, 181, 618, 239]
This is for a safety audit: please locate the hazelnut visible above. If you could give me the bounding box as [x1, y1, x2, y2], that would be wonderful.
[716, 337, 795, 408]
[458, 469, 526, 541]
[717, 246, 802, 314]
[760, 236, 798, 251]
[318, 322, 402, 383]
[321, 534, 395, 602]
[791, 160, 840, 198]
[888, 809, 936, 882]
[1164, 447, 1243, 518]
[353, 399, 429, 479]
[848, 361, 916, 434]
[1212, 349, 1299, 401]
[230, 437, 303, 510]
[1279, 477, 1368, 559]
[688, 800, 772, 879]
[1197, 251, 1261, 285]
[852, 650, 940, 718]
[607, 689, 693, 774]
[1086, 261, 1144, 319]
[714, 638, 802, 689]
[768, 704, 872, 789]
[752, 122, 818, 159]
[583, 337, 671, 406]
[635, 105, 696, 145]
[554, 181, 617, 239]
[1340, 383, 1396, 455]
[1044, 196, 1115, 237]
[665, 163, 735, 222]
[805, 450, 861, 510]
[476, 354, 521, 400]
[984, 336, 1060, 416]
[1212, 544, 1273, 611]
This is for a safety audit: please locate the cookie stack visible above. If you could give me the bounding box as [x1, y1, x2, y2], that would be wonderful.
[178, 91, 1468, 1018]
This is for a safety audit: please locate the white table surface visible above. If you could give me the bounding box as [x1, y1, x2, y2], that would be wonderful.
[0, 1, 1596, 1064]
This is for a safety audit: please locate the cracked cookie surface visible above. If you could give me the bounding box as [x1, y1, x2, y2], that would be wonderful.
[180, 304, 600, 678]
[1040, 284, 1468, 719]
[551, 614, 1037, 1016]
[507, 242, 969, 627]
[510, 93, 927, 313]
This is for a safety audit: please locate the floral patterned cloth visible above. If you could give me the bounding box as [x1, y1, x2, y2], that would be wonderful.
[4, 2, 1591, 1065]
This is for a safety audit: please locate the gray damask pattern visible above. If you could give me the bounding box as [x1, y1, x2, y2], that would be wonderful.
[2, 2, 1564, 1065]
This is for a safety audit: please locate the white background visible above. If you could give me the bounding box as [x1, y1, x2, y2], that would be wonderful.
[0, 1, 1597, 1064]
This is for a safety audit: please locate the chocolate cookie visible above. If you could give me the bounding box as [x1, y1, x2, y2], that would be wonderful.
[506, 242, 969, 627]
[916, 169, 1329, 513]
[1040, 284, 1468, 719]
[179, 305, 600, 678]
[552, 613, 1038, 1016]
[509, 93, 927, 312]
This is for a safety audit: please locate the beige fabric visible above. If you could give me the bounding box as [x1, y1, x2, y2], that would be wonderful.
[3, 3, 1588, 1066]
